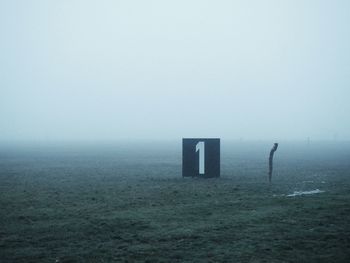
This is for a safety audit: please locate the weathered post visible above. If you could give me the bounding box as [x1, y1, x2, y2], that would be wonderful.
[268, 143, 278, 183]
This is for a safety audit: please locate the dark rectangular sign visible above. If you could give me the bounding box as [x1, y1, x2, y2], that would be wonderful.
[182, 138, 220, 178]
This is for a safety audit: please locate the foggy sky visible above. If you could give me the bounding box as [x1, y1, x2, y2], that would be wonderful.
[1, 0, 350, 141]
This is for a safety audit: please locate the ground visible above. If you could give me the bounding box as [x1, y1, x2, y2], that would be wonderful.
[0, 141, 349, 262]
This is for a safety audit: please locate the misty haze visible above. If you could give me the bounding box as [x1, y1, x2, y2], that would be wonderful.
[1, 1, 350, 262]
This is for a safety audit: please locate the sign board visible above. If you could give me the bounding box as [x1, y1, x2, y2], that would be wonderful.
[182, 138, 220, 178]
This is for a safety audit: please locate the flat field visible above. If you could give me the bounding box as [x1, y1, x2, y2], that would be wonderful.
[0, 141, 349, 262]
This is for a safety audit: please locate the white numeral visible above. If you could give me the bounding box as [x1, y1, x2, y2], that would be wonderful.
[196, 141, 205, 175]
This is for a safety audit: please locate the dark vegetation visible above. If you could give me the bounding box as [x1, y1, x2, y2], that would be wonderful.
[1, 141, 350, 262]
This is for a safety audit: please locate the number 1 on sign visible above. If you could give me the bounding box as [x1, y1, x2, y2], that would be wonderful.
[196, 141, 205, 175]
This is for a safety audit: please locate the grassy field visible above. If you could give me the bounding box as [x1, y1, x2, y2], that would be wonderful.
[1, 141, 350, 262]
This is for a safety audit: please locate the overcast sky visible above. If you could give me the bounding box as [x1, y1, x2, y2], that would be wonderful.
[1, 0, 349, 141]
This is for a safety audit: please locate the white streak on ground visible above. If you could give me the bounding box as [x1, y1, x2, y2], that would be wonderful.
[287, 189, 325, 197]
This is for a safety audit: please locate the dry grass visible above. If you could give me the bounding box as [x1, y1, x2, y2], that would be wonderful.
[1, 141, 350, 262]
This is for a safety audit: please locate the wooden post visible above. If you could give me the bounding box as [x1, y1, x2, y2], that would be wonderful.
[268, 143, 278, 183]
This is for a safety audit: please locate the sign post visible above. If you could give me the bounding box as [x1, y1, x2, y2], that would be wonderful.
[182, 138, 220, 178]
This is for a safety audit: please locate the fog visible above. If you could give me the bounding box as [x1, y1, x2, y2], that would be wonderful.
[1, 0, 349, 142]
